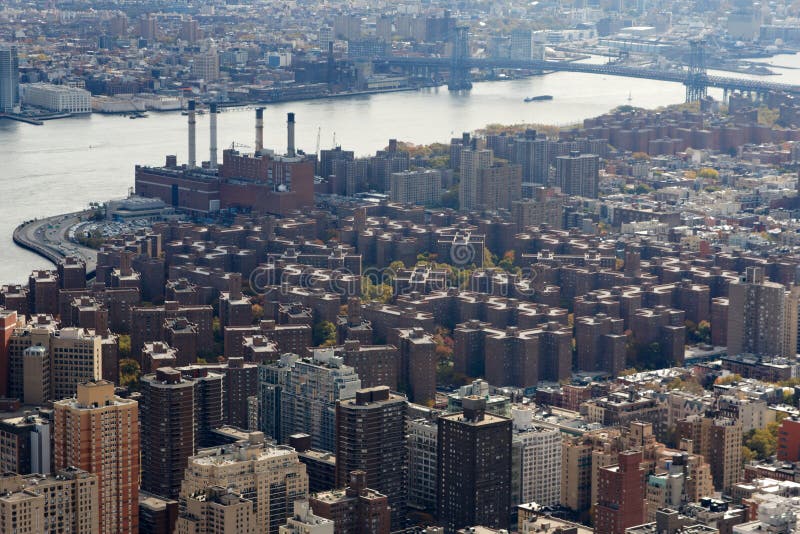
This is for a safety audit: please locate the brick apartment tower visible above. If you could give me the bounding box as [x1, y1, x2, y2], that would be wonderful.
[594, 450, 645, 534]
[140, 368, 195, 499]
[335, 386, 407, 530]
[54, 380, 140, 534]
[436, 396, 512, 534]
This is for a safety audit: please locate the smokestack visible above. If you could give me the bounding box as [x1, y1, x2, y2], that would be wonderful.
[209, 103, 218, 169]
[255, 107, 264, 153]
[187, 100, 196, 169]
[287, 112, 295, 157]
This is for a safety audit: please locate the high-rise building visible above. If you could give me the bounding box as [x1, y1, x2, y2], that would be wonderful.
[477, 163, 522, 212]
[437, 396, 512, 533]
[676, 414, 742, 495]
[509, 29, 544, 61]
[555, 151, 600, 198]
[0, 46, 20, 113]
[0, 469, 99, 534]
[176, 486, 258, 534]
[594, 450, 646, 534]
[140, 368, 197, 499]
[179, 432, 308, 534]
[407, 417, 438, 513]
[459, 147, 493, 211]
[511, 131, 551, 188]
[223, 357, 258, 429]
[0, 412, 51, 475]
[389, 169, 441, 206]
[54, 380, 139, 534]
[50, 328, 103, 401]
[180, 17, 201, 43]
[309, 470, 391, 534]
[260, 350, 361, 452]
[728, 266, 799, 357]
[280, 500, 334, 534]
[510, 186, 566, 230]
[394, 328, 436, 405]
[138, 14, 158, 40]
[511, 408, 562, 507]
[335, 386, 407, 529]
[0, 307, 16, 397]
[8, 317, 102, 403]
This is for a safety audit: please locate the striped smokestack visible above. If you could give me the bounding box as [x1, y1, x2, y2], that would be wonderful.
[187, 100, 196, 169]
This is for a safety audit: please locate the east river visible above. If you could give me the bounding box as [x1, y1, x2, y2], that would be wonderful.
[3, 53, 800, 283]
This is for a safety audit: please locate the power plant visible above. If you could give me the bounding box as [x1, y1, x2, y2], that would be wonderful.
[134, 103, 315, 216]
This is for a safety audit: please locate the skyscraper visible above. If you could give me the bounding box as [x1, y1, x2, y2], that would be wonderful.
[555, 151, 600, 198]
[0, 46, 20, 114]
[54, 380, 140, 534]
[335, 386, 407, 529]
[140, 368, 196, 499]
[728, 266, 799, 357]
[437, 396, 512, 533]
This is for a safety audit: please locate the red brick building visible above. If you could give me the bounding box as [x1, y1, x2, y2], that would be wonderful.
[777, 418, 800, 462]
[595, 450, 645, 534]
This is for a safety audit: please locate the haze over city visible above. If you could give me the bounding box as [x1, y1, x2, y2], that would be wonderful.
[4, 0, 800, 533]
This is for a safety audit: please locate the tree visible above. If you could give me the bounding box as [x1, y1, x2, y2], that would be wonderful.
[440, 185, 459, 209]
[743, 421, 780, 460]
[118, 334, 131, 359]
[361, 277, 393, 303]
[498, 250, 515, 272]
[119, 358, 140, 387]
[698, 167, 719, 180]
[252, 304, 264, 323]
[313, 321, 337, 347]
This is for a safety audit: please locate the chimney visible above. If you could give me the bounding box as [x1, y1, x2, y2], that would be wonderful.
[209, 103, 218, 169]
[187, 100, 196, 168]
[287, 112, 296, 157]
[255, 107, 264, 153]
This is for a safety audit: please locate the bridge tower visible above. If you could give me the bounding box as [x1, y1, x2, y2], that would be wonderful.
[448, 26, 472, 91]
[685, 39, 708, 102]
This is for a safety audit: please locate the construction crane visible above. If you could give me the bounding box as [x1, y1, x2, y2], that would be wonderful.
[315, 126, 321, 158]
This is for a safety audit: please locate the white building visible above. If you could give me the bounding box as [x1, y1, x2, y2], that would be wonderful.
[512, 407, 562, 507]
[21, 83, 91, 113]
[280, 500, 333, 534]
[407, 418, 438, 512]
[390, 169, 441, 206]
[192, 48, 220, 81]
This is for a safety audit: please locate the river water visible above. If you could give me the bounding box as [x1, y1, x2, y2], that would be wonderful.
[2, 53, 800, 284]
